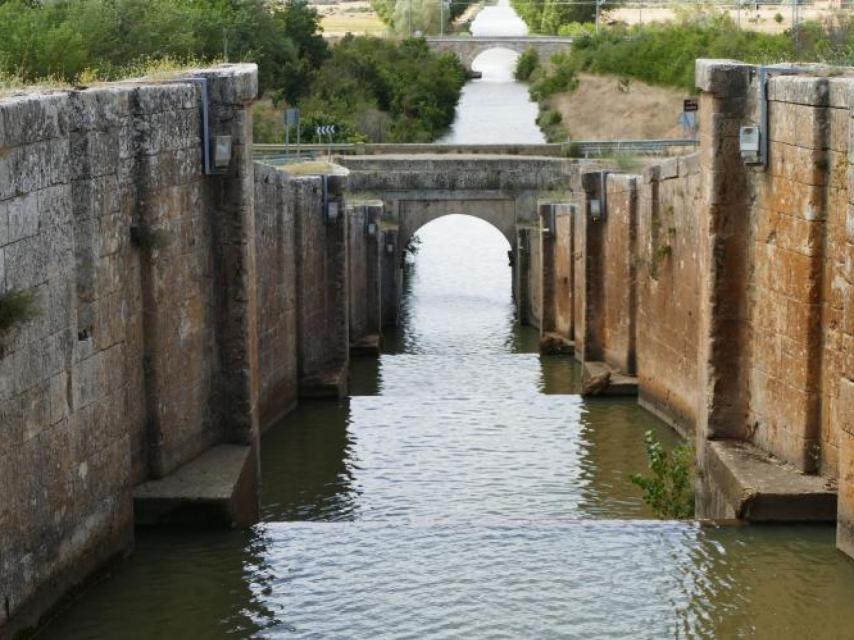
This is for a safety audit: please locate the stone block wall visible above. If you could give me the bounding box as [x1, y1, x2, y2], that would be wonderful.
[253, 163, 298, 431]
[0, 64, 258, 633]
[636, 156, 703, 436]
[348, 202, 382, 347]
[561, 60, 854, 556]
[538, 203, 576, 342]
[293, 173, 349, 396]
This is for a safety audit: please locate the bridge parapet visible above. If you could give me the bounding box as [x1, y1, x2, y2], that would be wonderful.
[424, 35, 573, 70]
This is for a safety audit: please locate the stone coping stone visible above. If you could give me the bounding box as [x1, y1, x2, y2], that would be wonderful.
[581, 360, 638, 397]
[351, 334, 381, 356]
[707, 440, 837, 522]
[134, 444, 257, 528]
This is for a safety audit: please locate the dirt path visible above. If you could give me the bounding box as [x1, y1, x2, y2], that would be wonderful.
[548, 73, 689, 140]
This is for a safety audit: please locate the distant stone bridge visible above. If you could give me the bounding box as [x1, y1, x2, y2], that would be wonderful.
[424, 36, 573, 71]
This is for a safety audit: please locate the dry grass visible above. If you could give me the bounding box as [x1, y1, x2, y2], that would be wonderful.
[1, 56, 222, 99]
[319, 1, 387, 36]
[548, 73, 686, 141]
[608, 2, 844, 35]
[281, 160, 348, 176]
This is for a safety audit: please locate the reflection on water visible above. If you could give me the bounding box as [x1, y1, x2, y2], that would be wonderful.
[40, 199, 854, 640]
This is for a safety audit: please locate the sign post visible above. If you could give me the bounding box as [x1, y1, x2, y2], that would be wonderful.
[680, 98, 699, 137]
[285, 108, 300, 157]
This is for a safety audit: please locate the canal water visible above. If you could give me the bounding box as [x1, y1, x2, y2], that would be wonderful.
[38, 3, 854, 639]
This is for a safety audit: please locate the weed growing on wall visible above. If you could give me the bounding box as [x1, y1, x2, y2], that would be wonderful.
[0, 289, 40, 350]
[630, 430, 694, 519]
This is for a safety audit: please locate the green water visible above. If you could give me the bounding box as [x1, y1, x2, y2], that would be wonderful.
[38, 216, 854, 640]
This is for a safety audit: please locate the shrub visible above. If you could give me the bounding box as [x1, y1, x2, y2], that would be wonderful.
[630, 430, 694, 519]
[514, 48, 539, 81]
[0, 289, 40, 346]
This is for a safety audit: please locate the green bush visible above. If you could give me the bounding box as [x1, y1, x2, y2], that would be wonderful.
[514, 48, 540, 81]
[297, 36, 465, 142]
[511, 0, 605, 34]
[0, 0, 329, 104]
[0, 289, 40, 346]
[630, 430, 694, 519]
[529, 50, 579, 100]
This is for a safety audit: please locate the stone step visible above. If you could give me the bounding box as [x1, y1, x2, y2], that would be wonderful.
[539, 332, 575, 355]
[350, 333, 381, 356]
[133, 444, 258, 528]
[581, 361, 638, 396]
[706, 440, 837, 522]
[299, 365, 348, 398]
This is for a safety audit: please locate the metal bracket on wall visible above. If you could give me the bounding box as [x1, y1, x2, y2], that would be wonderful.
[588, 171, 608, 221]
[757, 66, 806, 169]
[178, 77, 230, 176]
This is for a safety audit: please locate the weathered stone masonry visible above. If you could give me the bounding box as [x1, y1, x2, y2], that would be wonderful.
[528, 60, 853, 550]
[0, 65, 261, 635]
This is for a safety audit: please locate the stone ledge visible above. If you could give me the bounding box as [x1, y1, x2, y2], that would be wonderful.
[707, 440, 837, 522]
[539, 332, 574, 356]
[299, 364, 348, 398]
[351, 333, 381, 356]
[581, 361, 638, 397]
[133, 444, 258, 528]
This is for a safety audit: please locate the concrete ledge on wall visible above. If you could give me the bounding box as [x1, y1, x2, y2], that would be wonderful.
[581, 361, 638, 397]
[298, 367, 348, 399]
[705, 440, 837, 522]
[351, 334, 381, 356]
[539, 332, 574, 355]
[133, 445, 259, 528]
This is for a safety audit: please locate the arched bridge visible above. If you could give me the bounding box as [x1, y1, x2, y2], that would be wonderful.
[337, 154, 580, 249]
[424, 36, 573, 71]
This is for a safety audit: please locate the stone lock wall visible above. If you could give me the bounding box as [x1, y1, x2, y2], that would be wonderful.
[636, 156, 703, 436]
[348, 202, 383, 349]
[0, 65, 259, 633]
[537, 203, 576, 343]
[293, 173, 349, 397]
[253, 163, 299, 431]
[549, 60, 854, 554]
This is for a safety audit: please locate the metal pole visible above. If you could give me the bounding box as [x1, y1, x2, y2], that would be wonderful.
[441, 1, 444, 37]
[595, 0, 600, 33]
[409, 0, 412, 37]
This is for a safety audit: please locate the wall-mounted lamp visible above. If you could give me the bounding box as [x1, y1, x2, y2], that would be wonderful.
[739, 126, 761, 165]
[385, 243, 395, 255]
[326, 200, 340, 223]
[213, 135, 232, 169]
[588, 198, 602, 221]
[366, 221, 378, 236]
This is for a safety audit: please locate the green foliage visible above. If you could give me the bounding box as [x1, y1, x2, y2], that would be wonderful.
[535, 107, 566, 142]
[0, 289, 40, 344]
[372, 0, 465, 34]
[514, 48, 539, 81]
[296, 36, 465, 142]
[630, 430, 694, 519]
[0, 0, 328, 103]
[537, 12, 854, 94]
[511, 0, 607, 34]
[529, 50, 579, 100]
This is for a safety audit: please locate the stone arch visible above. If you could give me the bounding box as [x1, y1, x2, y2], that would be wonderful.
[398, 199, 517, 253]
[464, 44, 525, 72]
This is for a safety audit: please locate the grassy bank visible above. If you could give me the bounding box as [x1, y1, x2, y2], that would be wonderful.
[520, 12, 854, 97]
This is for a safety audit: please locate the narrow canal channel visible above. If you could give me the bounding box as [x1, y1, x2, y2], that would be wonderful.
[39, 3, 854, 639]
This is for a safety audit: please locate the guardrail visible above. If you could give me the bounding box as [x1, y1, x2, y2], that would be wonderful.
[253, 140, 698, 160]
